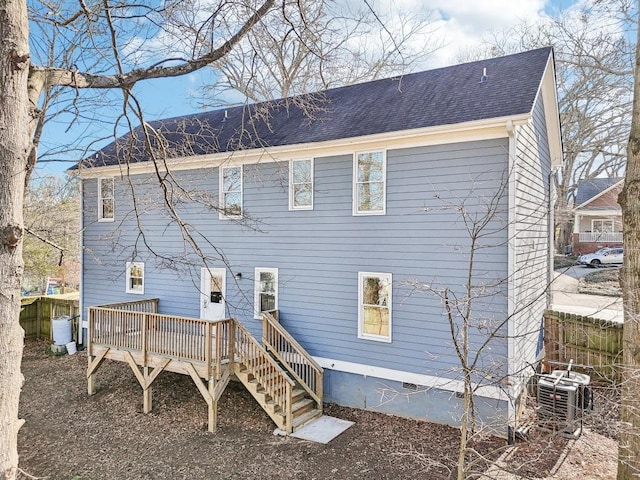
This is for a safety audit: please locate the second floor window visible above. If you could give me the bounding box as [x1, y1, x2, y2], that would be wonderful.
[290, 159, 313, 210]
[98, 177, 114, 222]
[220, 166, 242, 218]
[354, 151, 386, 215]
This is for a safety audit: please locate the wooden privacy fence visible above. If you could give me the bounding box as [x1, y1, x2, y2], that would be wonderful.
[20, 294, 80, 341]
[544, 310, 623, 381]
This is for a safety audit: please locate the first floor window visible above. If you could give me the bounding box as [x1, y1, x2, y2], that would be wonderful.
[255, 268, 278, 318]
[126, 262, 145, 294]
[358, 272, 392, 342]
[592, 219, 614, 233]
[98, 177, 114, 221]
[290, 159, 313, 209]
[354, 151, 386, 215]
[220, 165, 242, 218]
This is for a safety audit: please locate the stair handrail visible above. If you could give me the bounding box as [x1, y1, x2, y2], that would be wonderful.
[234, 320, 295, 427]
[93, 298, 159, 313]
[262, 312, 323, 408]
[234, 321, 294, 383]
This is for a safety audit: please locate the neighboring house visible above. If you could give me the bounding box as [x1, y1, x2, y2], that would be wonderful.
[72, 47, 562, 437]
[572, 178, 623, 254]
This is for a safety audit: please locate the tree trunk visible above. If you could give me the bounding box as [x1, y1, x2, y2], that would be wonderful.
[554, 182, 574, 254]
[0, 0, 30, 478]
[617, 10, 640, 479]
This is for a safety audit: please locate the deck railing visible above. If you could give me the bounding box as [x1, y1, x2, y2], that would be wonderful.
[96, 298, 159, 313]
[89, 305, 232, 374]
[262, 311, 323, 409]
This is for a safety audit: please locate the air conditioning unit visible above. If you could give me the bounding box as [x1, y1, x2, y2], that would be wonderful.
[537, 369, 591, 438]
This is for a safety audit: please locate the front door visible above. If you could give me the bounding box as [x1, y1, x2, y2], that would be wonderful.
[200, 268, 226, 320]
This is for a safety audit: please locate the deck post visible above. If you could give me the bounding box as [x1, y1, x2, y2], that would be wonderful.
[228, 319, 235, 373]
[87, 308, 95, 395]
[143, 366, 152, 414]
[87, 357, 96, 395]
[316, 370, 323, 410]
[142, 312, 148, 364]
[208, 378, 217, 433]
[215, 322, 221, 381]
[205, 322, 212, 381]
[286, 383, 293, 434]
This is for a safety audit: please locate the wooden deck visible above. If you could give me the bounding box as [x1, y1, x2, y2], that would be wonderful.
[87, 300, 323, 433]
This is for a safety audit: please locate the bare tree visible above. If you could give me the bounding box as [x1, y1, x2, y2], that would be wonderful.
[198, 0, 441, 106]
[459, 3, 634, 253]
[23, 176, 80, 293]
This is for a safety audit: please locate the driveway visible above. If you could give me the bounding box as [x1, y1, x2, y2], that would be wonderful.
[551, 270, 623, 323]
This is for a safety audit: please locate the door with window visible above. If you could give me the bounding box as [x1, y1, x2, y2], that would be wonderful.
[200, 268, 226, 320]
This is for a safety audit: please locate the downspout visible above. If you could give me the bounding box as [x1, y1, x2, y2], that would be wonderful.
[506, 119, 517, 440]
[549, 169, 559, 308]
[79, 179, 85, 345]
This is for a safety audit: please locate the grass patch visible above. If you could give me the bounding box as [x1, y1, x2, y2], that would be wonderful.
[554, 255, 577, 269]
[583, 268, 620, 285]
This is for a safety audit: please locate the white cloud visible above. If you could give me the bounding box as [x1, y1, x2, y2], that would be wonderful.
[368, 0, 555, 68]
[427, 0, 547, 34]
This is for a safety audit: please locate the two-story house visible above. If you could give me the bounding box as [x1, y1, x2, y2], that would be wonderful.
[73, 47, 562, 437]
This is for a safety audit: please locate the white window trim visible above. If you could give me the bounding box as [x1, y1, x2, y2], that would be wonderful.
[126, 261, 145, 295]
[219, 165, 243, 219]
[254, 267, 278, 319]
[289, 158, 314, 211]
[353, 150, 387, 216]
[357, 271, 392, 343]
[591, 219, 614, 232]
[98, 177, 115, 222]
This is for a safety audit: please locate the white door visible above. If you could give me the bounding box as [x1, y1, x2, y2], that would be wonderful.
[200, 268, 226, 320]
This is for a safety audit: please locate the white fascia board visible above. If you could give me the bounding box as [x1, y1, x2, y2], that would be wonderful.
[313, 356, 510, 402]
[74, 114, 530, 179]
[573, 179, 624, 210]
[539, 52, 563, 169]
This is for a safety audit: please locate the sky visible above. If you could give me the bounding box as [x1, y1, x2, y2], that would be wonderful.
[34, 0, 587, 178]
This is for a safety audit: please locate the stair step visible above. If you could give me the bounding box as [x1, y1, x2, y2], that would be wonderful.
[293, 408, 322, 430]
[292, 398, 315, 417]
[292, 388, 306, 402]
[238, 362, 272, 375]
[264, 399, 283, 414]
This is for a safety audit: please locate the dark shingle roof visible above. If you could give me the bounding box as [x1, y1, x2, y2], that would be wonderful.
[76, 47, 552, 169]
[575, 177, 623, 206]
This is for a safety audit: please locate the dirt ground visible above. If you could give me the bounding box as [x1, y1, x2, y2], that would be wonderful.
[18, 340, 617, 480]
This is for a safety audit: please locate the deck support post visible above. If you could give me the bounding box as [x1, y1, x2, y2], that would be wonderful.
[87, 356, 96, 396]
[143, 366, 152, 414]
[123, 352, 170, 415]
[208, 378, 217, 433]
[87, 348, 109, 395]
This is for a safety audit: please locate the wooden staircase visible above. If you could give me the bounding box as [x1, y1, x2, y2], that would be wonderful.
[232, 313, 323, 433]
[235, 363, 322, 433]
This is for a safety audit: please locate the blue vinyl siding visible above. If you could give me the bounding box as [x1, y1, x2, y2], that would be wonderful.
[512, 94, 552, 394]
[82, 138, 510, 382]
